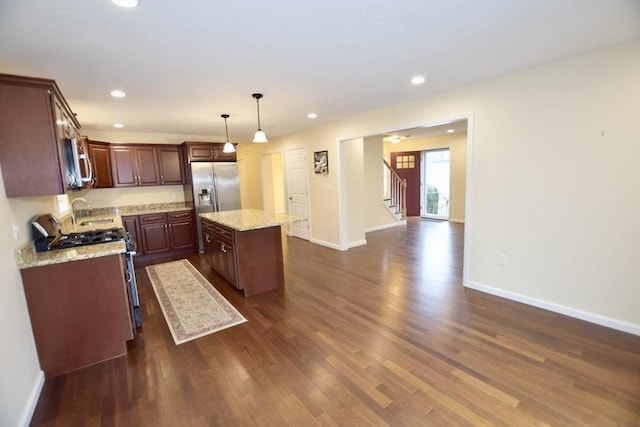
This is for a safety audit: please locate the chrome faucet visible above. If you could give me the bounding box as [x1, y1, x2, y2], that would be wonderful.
[70, 197, 92, 227]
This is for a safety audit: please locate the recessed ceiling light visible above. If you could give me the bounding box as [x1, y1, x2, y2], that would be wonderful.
[390, 136, 401, 143]
[110, 90, 126, 98]
[307, 113, 317, 119]
[113, 123, 124, 128]
[410, 76, 426, 85]
[447, 129, 455, 133]
[111, 0, 139, 7]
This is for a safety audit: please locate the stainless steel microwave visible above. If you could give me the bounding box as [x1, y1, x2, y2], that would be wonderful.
[63, 138, 92, 190]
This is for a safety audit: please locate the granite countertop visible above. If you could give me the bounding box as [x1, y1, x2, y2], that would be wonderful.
[199, 209, 304, 231]
[15, 202, 193, 269]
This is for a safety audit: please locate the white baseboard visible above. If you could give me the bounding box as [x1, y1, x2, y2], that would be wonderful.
[19, 370, 44, 427]
[465, 281, 640, 336]
[347, 239, 367, 249]
[449, 217, 465, 224]
[365, 221, 405, 233]
[310, 238, 345, 251]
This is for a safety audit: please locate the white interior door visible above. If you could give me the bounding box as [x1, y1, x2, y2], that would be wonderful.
[285, 147, 310, 240]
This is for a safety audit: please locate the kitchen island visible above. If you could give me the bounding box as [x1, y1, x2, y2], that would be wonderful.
[199, 209, 303, 296]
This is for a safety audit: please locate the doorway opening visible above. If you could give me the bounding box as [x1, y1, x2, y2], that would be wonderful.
[421, 148, 450, 219]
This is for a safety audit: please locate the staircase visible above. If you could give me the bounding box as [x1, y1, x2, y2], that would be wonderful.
[383, 159, 407, 221]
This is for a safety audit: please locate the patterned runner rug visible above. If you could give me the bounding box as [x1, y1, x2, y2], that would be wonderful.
[146, 259, 246, 345]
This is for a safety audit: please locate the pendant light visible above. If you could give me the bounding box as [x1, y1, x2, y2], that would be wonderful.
[252, 93, 268, 143]
[221, 114, 236, 153]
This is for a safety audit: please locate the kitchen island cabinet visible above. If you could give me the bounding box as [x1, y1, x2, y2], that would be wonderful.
[200, 209, 302, 297]
[20, 254, 134, 377]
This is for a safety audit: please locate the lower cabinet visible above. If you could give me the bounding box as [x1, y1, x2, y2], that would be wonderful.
[201, 218, 284, 296]
[122, 210, 196, 263]
[20, 254, 134, 377]
[202, 220, 238, 288]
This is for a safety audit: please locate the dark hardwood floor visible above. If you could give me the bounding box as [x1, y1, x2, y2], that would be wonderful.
[30, 219, 640, 426]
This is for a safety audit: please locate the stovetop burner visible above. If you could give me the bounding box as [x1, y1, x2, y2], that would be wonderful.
[35, 227, 125, 252]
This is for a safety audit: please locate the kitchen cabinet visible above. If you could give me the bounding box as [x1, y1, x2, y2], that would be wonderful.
[87, 139, 114, 188]
[111, 144, 184, 187]
[202, 219, 238, 287]
[0, 73, 82, 197]
[124, 210, 196, 263]
[20, 254, 134, 377]
[183, 142, 237, 162]
[158, 146, 185, 184]
[139, 213, 171, 253]
[201, 217, 283, 296]
[111, 145, 161, 187]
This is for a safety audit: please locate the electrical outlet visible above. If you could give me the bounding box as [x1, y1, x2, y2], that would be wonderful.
[498, 254, 508, 266]
[12, 224, 20, 241]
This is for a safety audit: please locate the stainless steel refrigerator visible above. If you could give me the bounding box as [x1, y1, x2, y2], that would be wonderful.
[189, 162, 241, 252]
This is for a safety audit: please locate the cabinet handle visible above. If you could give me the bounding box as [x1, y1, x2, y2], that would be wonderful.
[220, 242, 227, 253]
[205, 233, 211, 243]
[161, 175, 164, 184]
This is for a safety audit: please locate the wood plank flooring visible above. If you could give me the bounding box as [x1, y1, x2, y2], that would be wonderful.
[30, 219, 640, 426]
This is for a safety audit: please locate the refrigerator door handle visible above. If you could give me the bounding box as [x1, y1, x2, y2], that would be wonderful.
[212, 172, 221, 211]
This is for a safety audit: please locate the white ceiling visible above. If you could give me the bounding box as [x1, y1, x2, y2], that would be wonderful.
[1, 0, 639, 144]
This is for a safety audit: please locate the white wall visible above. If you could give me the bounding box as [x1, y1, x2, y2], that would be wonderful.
[0, 167, 45, 427]
[364, 135, 399, 230]
[342, 138, 366, 247]
[244, 40, 640, 332]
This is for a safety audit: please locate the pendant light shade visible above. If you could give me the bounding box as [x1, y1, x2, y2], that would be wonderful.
[221, 114, 236, 153]
[252, 93, 268, 143]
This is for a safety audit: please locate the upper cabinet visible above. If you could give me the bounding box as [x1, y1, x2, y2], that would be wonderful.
[111, 144, 184, 187]
[86, 140, 114, 188]
[158, 146, 185, 184]
[183, 142, 237, 162]
[0, 73, 83, 197]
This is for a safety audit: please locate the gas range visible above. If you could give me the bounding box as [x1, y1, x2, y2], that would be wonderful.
[31, 214, 125, 253]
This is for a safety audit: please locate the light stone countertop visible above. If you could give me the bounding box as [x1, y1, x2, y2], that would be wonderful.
[15, 202, 194, 269]
[199, 209, 305, 231]
[15, 241, 127, 269]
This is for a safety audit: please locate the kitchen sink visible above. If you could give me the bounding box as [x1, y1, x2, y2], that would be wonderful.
[79, 218, 114, 226]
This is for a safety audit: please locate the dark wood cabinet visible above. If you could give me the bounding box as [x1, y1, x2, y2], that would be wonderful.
[167, 211, 196, 249]
[158, 146, 184, 184]
[183, 142, 237, 162]
[139, 213, 171, 254]
[0, 73, 81, 197]
[87, 140, 114, 188]
[201, 218, 284, 296]
[111, 145, 161, 187]
[111, 144, 183, 187]
[123, 210, 196, 264]
[20, 254, 134, 377]
[202, 220, 238, 288]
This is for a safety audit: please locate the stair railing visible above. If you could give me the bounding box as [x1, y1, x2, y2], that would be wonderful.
[383, 159, 407, 218]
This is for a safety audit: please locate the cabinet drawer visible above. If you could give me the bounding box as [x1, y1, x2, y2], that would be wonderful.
[214, 224, 234, 243]
[139, 213, 167, 224]
[201, 219, 216, 234]
[168, 211, 192, 222]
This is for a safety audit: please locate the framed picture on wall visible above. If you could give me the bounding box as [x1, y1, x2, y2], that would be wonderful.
[314, 150, 328, 174]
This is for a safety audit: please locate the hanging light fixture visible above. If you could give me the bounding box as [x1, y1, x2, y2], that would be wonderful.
[221, 114, 236, 153]
[252, 93, 268, 143]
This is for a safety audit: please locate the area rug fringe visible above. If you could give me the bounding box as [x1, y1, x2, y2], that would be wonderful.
[146, 259, 246, 345]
